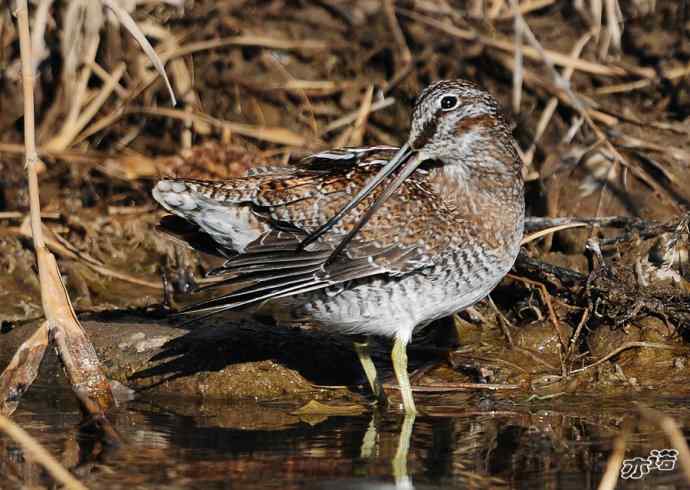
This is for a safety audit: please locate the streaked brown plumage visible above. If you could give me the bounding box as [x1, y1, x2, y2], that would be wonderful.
[153, 79, 525, 414]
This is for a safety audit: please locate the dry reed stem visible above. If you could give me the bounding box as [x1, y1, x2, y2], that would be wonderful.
[509, 0, 524, 113]
[14, 0, 114, 414]
[636, 404, 690, 484]
[0, 413, 88, 490]
[62, 38, 100, 145]
[88, 61, 128, 98]
[45, 63, 126, 151]
[0, 322, 48, 416]
[597, 421, 629, 490]
[29, 0, 52, 71]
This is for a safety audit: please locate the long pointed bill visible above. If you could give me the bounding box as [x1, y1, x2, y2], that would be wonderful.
[326, 151, 425, 264]
[300, 143, 414, 251]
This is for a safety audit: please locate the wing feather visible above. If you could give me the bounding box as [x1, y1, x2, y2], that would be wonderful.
[157, 146, 460, 317]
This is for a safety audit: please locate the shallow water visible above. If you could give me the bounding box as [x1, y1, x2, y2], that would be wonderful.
[3, 383, 690, 489]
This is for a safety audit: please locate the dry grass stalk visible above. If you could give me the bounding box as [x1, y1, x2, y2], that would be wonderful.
[521, 222, 588, 245]
[346, 85, 375, 147]
[36, 0, 176, 153]
[382, 0, 413, 92]
[1, 0, 114, 415]
[0, 142, 108, 163]
[523, 33, 592, 166]
[397, 8, 639, 77]
[45, 63, 126, 151]
[101, 0, 175, 105]
[0, 413, 88, 490]
[636, 404, 690, 484]
[132, 106, 310, 147]
[321, 97, 395, 135]
[509, 0, 524, 113]
[496, 0, 555, 18]
[165, 35, 337, 60]
[504, 6, 682, 213]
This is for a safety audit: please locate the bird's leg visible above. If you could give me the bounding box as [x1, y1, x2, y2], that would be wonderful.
[392, 336, 417, 414]
[392, 412, 416, 487]
[353, 338, 386, 404]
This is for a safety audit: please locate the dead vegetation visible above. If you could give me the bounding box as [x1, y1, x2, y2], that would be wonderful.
[1, 0, 690, 487]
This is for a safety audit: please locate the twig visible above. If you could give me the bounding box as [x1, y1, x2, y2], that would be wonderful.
[569, 342, 689, 375]
[384, 383, 521, 392]
[18, 220, 162, 290]
[488, 295, 514, 347]
[508, 274, 569, 361]
[566, 308, 589, 361]
[0, 142, 108, 163]
[0, 413, 88, 490]
[521, 222, 588, 245]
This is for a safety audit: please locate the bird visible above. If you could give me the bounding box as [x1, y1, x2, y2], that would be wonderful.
[152, 79, 525, 414]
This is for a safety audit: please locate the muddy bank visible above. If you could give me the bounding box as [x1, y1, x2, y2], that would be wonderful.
[3, 298, 690, 407]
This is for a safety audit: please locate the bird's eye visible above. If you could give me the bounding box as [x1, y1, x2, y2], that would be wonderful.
[440, 95, 459, 110]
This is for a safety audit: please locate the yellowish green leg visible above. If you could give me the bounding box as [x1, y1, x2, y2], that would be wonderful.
[392, 336, 417, 414]
[353, 339, 386, 404]
[359, 415, 377, 459]
[392, 413, 416, 486]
